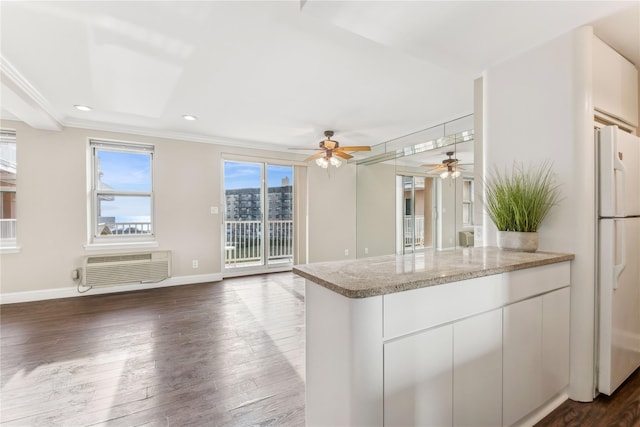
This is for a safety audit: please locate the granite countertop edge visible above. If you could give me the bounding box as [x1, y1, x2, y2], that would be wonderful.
[293, 249, 574, 298]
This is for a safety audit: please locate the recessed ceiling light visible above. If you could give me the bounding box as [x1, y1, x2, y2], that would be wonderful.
[182, 115, 197, 121]
[74, 104, 92, 111]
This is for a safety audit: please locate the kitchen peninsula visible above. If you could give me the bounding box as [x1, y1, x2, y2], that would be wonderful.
[294, 247, 574, 427]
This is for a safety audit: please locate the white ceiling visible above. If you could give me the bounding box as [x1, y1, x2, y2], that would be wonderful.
[1, 1, 638, 152]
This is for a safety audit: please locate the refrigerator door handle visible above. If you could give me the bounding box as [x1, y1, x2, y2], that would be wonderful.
[613, 149, 627, 216]
[613, 219, 626, 290]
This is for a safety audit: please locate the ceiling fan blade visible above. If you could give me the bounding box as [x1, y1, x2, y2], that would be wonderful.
[421, 164, 445, 169]
[339, 146, 371, 152]
[289, 147, 322, 151]
[304, 152, 326, 162]
[334, 151, 353, 160]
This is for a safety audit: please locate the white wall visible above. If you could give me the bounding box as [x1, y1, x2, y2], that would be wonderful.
[356, 162, 395, 258]
[482, 27, 595, 401]
[307, 162, 357, 263]
[0, 120, 356, 300]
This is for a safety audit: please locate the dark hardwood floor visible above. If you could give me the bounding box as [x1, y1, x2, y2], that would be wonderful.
[536, 368, 640, 427]
[1, 272, 305, 426]
[2, 271, 639, 426]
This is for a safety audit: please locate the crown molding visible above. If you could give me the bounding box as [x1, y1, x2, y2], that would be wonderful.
[62, 117, 297, 153]
[0, 55, 63, 130]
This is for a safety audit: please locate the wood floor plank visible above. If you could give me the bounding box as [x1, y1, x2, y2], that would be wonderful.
[535, 368, 640, 427]
[1, 273, 306, 426]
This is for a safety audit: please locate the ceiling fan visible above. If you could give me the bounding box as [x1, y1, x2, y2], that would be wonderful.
[291, 131, 371, 168]
[423, 151, 468, 179]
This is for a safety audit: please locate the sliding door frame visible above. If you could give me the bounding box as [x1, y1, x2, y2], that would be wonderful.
[221, 153, 307, 278]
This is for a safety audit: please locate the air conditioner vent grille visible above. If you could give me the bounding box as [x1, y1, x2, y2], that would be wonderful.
[87, 253, 153, 264]
[82, 251, 171, 288]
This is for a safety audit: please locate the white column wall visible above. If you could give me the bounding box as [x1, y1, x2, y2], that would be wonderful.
[482, 27, 596, 401]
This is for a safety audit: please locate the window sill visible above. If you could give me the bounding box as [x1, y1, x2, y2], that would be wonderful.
[84, 241, 159, 252]
[0, 245, 21, 254]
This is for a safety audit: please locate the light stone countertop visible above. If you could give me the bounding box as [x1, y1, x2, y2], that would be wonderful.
[293, 246, 574, 298]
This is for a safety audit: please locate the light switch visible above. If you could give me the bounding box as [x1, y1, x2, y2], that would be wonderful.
[210, 206, 219, 214]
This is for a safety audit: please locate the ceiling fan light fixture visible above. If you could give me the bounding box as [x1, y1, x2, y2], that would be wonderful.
[440, 170, 450, 179]
[315, 157, 329, 168]
[452, 170, 461, 178]
[330, 157, 342, 168]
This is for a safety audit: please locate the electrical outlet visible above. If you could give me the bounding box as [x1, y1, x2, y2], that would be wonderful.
[344, 249, 349, 256]
[364, 247, 369, 255]
[192, 260, 199, 269]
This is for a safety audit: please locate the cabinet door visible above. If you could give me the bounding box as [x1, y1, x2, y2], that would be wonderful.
[503, 297, 543, 427]
[542, 287, 571, 398]
[593, 36, 639, 127]
[384, 324, 453, 427]
[453, 308, 502, 427]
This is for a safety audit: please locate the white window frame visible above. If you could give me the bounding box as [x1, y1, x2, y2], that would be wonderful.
[462, 177, 474, 227]
[0, 129, 18, 252]
[89, 139, 155, 246]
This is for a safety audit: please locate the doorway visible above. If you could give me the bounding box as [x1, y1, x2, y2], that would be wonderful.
[223, 160, 294, 273]
[399, 175, 434, 254]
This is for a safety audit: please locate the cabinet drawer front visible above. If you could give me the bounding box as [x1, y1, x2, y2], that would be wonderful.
[384, 275, 501, 339]
[503, 262, 570, 301]
[383, 262, 570, 340]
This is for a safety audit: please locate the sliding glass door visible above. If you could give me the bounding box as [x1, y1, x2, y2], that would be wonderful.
[398, 175, 435, 254]
[223, 160, 294, 273]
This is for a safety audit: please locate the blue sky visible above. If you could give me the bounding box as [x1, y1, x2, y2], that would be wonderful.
[224, 161, 293, 190]
[98, 150, 151, 192]
[97, 150, 152, 222]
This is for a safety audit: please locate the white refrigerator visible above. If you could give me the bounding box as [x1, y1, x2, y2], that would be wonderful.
[597, 125, 640, 396]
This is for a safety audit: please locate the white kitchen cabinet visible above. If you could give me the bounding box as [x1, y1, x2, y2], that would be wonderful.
[453, 308, 503, 427]
[503, 296, 544, 427]
[503, 287, 571, 426]
[542, 287, 571, 398]
[301, 255, 572, 427]
[384, 324, 453, 427]
[593, 36, 639, 127]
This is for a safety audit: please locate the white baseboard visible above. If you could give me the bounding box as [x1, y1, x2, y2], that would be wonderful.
[0, 273, 223, 304]
[515, 390, 569, 427]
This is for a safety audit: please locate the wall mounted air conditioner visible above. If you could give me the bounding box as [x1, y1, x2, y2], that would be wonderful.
[82, 251, 171, 288]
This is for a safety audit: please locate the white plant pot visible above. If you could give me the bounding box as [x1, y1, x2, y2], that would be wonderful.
[497, 231, 538, 252]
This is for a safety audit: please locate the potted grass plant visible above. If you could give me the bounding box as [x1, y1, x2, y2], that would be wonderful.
[484, 161, 561, 252]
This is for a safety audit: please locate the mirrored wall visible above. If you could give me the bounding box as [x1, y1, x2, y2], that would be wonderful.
[355, 114, 475, 258]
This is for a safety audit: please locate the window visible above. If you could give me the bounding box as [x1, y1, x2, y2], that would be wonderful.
[462, 178, 474, 226]
[0, 130, 17, 246]
[90, 140, 154, 240]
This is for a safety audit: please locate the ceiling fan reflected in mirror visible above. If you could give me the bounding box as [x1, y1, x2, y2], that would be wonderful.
[290, 131, 372, 168]
[423, 151, 469, 179]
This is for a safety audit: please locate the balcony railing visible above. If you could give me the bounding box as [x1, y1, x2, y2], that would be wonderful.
[225, 220, 293, 266]
[404, 215, 425, 248]
[1, 219, 16, 239]
[94, 219, 293, 267]
[98, 222, 152, 235]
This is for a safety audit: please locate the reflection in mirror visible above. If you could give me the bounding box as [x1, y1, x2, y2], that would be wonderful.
[398, 176, 434, 254]
[355, 115, 474, 257]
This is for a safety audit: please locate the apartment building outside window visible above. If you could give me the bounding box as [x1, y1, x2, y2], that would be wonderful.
[90, 140, 154, 241]
[0, 130, 17, 247]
